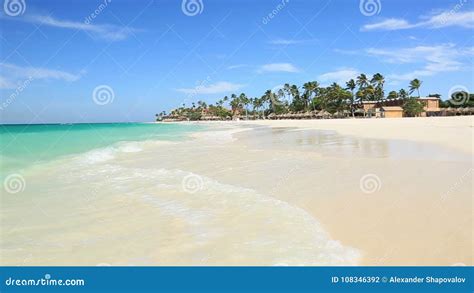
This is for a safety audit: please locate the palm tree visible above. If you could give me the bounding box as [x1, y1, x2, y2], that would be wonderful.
[252, 97, 263, 119]
[398, 89, 408, 99]
[262, 90, 275, 113]
[387, 91, 398, 99]
[346, 79, 356, 117]
[239, 93, 250, 119]
[230, 94, 240, 115]
[356, 73, 369, 102]
[356, 74, 368, 89]
[371, 73, 385, 100]
[302, 81, 319, 111]
[409, 79, 422, 98]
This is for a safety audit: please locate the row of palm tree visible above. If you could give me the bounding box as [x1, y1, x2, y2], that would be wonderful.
[158, 74, 425, 120]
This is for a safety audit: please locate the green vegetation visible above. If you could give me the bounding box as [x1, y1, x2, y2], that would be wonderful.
[403, 98, 425, 117]
[156, 75, 448, 121]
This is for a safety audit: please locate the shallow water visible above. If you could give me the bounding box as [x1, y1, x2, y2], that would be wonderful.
[1, 123, 360, 265]
[0, 123, 204, 174]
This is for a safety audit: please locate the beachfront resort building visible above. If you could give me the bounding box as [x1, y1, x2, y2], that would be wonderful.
[356, 97, 441, 118]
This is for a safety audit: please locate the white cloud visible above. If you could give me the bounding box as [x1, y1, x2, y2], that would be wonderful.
[317, 68, 360, 85]
[362, 18, 414, 31]
[258, 63, 300, 73]
[362, 11, 474, 31]
[365, 44, 468, 81]
[0, 63, 81, 89]
[176, 81, 244, 95]
[227, 64, 248, 70]
[7, 14, 136, 41]
[422, 10, 474, 28]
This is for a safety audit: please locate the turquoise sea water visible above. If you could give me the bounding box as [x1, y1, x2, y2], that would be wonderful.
[0, 123, 204, 175]
[0, 122, 365, 266]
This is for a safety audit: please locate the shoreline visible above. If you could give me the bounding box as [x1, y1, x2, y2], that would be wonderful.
[184, 116, 473, 265]
[177, 116, 473, 155]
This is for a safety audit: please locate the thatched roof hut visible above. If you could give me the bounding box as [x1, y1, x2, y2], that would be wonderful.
[316, 110, 332, 118]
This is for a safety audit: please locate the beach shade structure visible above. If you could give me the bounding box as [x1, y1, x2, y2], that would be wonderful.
[315, 110, 331, 119]
[334, 111, 348, 118]
[320, 110, 332, 119]
[354, 109, 365, 117]
[443, 107, 454, 116]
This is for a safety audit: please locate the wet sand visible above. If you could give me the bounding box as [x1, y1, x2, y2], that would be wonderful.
[187, 116, 473, 265]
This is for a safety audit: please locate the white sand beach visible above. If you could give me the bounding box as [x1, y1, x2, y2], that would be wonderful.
[185, 116, 473, 265]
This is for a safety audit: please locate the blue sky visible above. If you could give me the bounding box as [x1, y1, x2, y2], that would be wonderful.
[0, 0, 473, 123]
